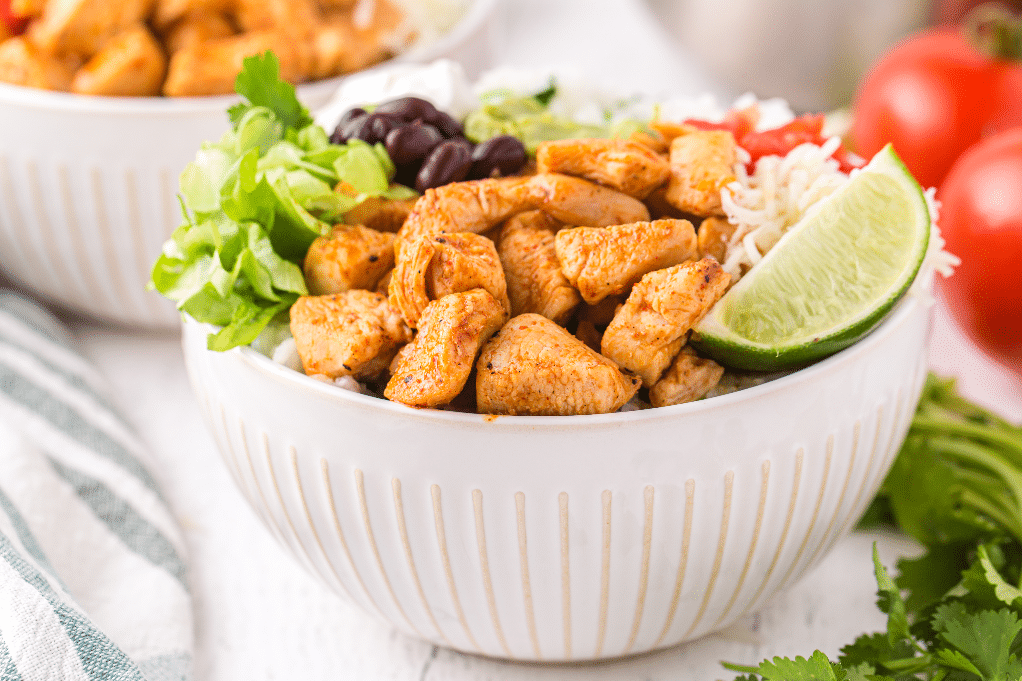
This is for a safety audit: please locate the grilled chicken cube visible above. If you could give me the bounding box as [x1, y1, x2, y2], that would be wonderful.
[71, 24, 166, 96]
[29, 0, 154, 57]
[497, 210, 580, 324]
[476, 313, 640, 416]
[0, 36, 74, 90]
[524, 173, 650, 227]
[664, 130, 737, 217]
[535, 138, 671, 199]
[162, 11, 235, 54]
[233, 0, 320, 35]
[396, 177, 534, 253]
[290, 290, 411, 380]
[311, 0, 404, 79]
[163, 31, 312, 96]
[152, 0, 231, 27]
[650, 346, 725, 407]
[385, 289, 506, 408]
[697, 216, 737, 264]
[389, 232, 509, 328]
[303, 225, 395, 296]
[601, 257, 730, 386]
[555, 218, 698, 304]
[343, 195, 416, 233]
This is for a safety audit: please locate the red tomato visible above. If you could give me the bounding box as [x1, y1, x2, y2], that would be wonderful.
[852, 28, 1022, 190]
[0, 0, 27, 34]
[938, 128, 1022, 376]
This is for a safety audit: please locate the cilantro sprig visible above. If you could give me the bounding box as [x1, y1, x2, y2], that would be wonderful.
[725, 375, 1022, 680]
[150, 52, 414, 350]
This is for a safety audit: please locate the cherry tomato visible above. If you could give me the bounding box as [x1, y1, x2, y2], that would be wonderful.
[938, 128, 1022, 376]
[0, 0, 28, 35]
[852, 28, 1022, 190]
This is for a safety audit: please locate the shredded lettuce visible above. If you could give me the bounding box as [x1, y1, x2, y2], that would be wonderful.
[150, 52, 413, 350]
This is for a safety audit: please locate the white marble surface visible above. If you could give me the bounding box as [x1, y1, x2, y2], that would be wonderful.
[50, 0, 1022, 679]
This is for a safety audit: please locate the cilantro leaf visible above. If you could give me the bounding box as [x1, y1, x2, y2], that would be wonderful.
[959, 544, 1022, 613]
[873, 545, 912, 645]
[752, 651, 842, 681]
[934, 606, 1022, 681]
[533, 79, 557, 106]
[230, 51, 313, 131]
[895, 542, 973, 616]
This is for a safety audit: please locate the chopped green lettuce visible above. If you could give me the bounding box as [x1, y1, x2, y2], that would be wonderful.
[150, 51, 414, 350]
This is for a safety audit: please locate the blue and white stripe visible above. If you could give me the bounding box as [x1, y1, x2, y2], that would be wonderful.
[0, 293, 192, 681]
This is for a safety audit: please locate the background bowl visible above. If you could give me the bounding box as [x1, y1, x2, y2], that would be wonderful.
[0, 0, 497, 330]
[181, 291, 932, 661]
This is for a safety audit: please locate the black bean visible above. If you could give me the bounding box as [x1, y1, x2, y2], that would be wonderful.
[416, 139, 473, 192]
[468, 135, 528, 179]
[385, 122, 443, 165]
[375, 96, 441, 124]
[432, 111, 464, 139]
[343, 112, 402, 144]
[330, 108, 367, 143]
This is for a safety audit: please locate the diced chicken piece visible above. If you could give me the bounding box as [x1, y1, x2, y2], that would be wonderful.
[303, 224, 395, 295]
[385, 289, 506, 408]
[311, 0, 404, 79]
[697, 216, 737, 263]
[162, 12, 235, 54]
[29, 0, 155, 57]
[153, 0, 232, 27]
[497, 210, 580, 324]
[555, 218, 698, 304]
[343, 195, 416, 233]
[664, 130, 737, 217]
[650, 346, 725, 407]
[628, 130, 669, 155]
[0, 36, 75, 90]
[649, 121, 696, 146]
[233, 0, 321, 35]
[11, 0, 45, 18]
[163, 31, 313, 96]
[290, 290, 412, 380]
[524, 173, 650, 227]
[389, 231, 509, 328]
[476, 314, 640, 416]
[71, 25, 166, 96]
[396, 177, 534, 252]
[601, 258, 730, 386]
[535, 138, 671, 199]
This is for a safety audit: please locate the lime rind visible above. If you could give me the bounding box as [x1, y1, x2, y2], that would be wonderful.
[691, 144, 930, 371]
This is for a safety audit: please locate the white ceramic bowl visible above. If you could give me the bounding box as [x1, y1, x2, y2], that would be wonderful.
[0, 0, 497, 329]
[182, 291, 932, 661]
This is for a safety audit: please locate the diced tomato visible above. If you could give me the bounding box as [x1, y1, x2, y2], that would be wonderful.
[1, 0, 28, 35]
[684, 110, 864, 174]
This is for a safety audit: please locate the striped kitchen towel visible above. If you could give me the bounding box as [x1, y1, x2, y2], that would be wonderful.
[0, 292, 193, 681]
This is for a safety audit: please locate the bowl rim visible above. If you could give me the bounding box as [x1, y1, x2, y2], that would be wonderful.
[187, 291, 928, 429]
[0, 0, 497, 115]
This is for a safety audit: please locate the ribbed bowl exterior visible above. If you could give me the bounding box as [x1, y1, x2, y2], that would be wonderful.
[181, 295, 931, 661]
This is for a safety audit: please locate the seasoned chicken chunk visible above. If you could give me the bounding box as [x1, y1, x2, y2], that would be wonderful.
[311, 0, 404, 79]
[697, 216, 737, 264]
[71, 24, 166, 96]
[601, 258, 730, 386]
[163, 31, 312, 96]
[664, 130, 738, 217]
[524, 173, 650, 227]
[153, 0, 231, 27]
[0, 37, 74, 90]
[303, 225, 395, 295]
[343, 195, 416, 233]
[396, 177, 534, 253]
[290, 290, 411, 380]
[535, 138, 671, 199]
[476, 314, 640, 416]
[650, 346, 725, 407]
[162, 12, 235, 54]
[555, 218, 698, 304]
[385, 289, 506, 408]
[29, 0, 154, 56]
[233, 0, 321, 35]
[389, 232, 509, 328]
[498, 211, 580, 324]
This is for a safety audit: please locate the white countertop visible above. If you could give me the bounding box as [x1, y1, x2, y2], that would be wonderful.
[55, 0, 1022, 679]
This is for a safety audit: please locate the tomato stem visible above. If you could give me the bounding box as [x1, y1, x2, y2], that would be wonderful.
[965, 2, 1022, 60]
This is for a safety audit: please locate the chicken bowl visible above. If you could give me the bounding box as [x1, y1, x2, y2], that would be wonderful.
[181, 281, 931, 659]
[0, 0, 496, 328]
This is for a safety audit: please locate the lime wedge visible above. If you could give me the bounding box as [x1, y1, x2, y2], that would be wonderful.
[691, 144, 930, 371]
